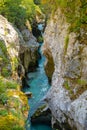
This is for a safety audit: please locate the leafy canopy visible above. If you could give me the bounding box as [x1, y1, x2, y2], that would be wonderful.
[0, 0, 42, 27]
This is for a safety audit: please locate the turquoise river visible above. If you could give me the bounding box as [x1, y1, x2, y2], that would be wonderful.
[24, 42, 52, 130]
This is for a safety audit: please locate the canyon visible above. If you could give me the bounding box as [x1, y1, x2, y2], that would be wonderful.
[0, 1, 87, 130]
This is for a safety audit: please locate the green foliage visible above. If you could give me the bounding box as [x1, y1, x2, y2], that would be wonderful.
[59, 0, 87, 32]
[0, 76, 18, 90]
[0, 41, 7, 56]
[64, 35, 69, 54]
[41, 0, 87, 32]
[22, 106, 28, 112]
[0, 75, 29, 129]
[64, 80, 70, 90]
[0, 40, 11, 77]
[0, 109, 8, 116]
[21, 0, 42, 24]
[11, 57, 19, 72]
[2, 67, 11, 77]
[12, 98, 20, 108]
[10, 109, 23, 120]
[0, 40, 9, 65]
[0, 76, 18, 105]
[37, 36, 43, 42]
[0, 115, 25, 130]
[0, 79, 6, 93]
[0, 0, 26, 28]
[0, 93, 8, 104]
[34, 0, 41, 5]
[6, 81, 18, 89]
[77, 79, 87, 86]
[0, 0, 42, 28]
[57, 0, 67, 7]
[12, 126, 24, 130]
[63, 78, 87, 100]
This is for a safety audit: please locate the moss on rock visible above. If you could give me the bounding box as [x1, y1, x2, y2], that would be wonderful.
[0, 40, 12, 77]
[63, 78, 87, 100]
[32, 104, 47, 118]
[0, 78, 29, 129]
[0, 15, 29, 130]
[0, 115, 25, 130]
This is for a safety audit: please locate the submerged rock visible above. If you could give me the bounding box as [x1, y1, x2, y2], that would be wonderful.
[25, 91, 32, 98]
[43, 8, 87, 130]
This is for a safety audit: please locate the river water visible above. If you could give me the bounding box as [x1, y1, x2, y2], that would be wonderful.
[23, 24, 52, 130]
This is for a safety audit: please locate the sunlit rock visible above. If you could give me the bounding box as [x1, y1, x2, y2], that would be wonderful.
[43, 8, 87, 130]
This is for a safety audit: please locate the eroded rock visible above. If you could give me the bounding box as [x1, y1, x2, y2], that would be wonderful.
[42, 42, 54, 83]
[0, 15, 30, 130]
[20, 27, 39, 73]
[43, 8, 87, 130]
[31, 104, 51, 125]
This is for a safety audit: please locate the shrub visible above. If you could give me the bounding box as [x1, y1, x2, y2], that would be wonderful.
[64, 35, 69, 54]
[0, 0, 42, 28]
[41, 0, 87, 32]
[0, 115, 25, 130]
[0, 109, 8, 116]
[0, 93, 8, 105]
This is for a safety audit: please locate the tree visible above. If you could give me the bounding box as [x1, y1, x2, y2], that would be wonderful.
[0, 0, 26, 28]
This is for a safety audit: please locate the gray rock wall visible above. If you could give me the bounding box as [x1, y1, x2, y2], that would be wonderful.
[20, 28, 39, 73]
[42, 9, 87, 130]
[0, 15, 39, 79]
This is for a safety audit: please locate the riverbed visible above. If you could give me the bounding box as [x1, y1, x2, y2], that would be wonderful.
[23, 43, 52, 130]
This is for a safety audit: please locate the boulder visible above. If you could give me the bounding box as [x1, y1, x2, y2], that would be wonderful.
[25, 91, 32, 98]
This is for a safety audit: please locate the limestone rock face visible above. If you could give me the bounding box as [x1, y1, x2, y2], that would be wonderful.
[42, 42, 54, 83]
[0, 15, 39, 77]
[0, 15, 30, 130]
[43, 9, 87, 130]
[20, 28, 39, 73]
[0, 15, 22, 79]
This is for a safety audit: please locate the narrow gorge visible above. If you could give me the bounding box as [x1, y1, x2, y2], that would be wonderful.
[0, 0, 87, 130]
[23, 24, 52, 130]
